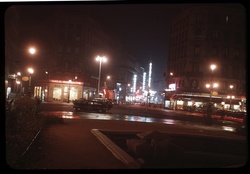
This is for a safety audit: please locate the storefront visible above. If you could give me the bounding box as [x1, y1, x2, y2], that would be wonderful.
[34, 80, 84, 102]
[164, 93, 244, 112]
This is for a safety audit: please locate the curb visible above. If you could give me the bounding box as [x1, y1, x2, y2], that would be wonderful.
[91, 129, 141, 169]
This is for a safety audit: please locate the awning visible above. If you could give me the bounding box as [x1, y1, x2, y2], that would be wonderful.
[224, 100, 242, 105]
[173, 95, 222, 103]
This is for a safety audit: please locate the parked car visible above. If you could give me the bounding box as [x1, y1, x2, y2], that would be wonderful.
[92, 98, 113, 110]
[215, 110, 246, 118]
[73, 99, 110, 113]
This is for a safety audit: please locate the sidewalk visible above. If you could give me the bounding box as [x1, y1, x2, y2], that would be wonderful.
[13, 117, 245, 169]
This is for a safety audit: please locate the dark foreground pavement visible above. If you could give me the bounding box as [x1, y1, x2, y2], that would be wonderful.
[7, 117, 246, 170]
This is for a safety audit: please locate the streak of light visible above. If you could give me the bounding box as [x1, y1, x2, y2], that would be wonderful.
[62, 115, 80, 119]
[221, 126, 235, 132]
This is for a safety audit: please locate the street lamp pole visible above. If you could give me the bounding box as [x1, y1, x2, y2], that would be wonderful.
[206, 64, 216, 125]
[28, 68, 34, 97]
[104, 76, 110, 99]
[228, 95, 235, 110]
[29, 47, 36, 66]
[169, 72, 176, 109]
[68, 80, 72, 103]
[27, 47, 36, 97]
[210, 64, 216, 102]
[170, 72, 176, 90]
[126, 83, 130, 103]
[97, 59, 102, 98]
[16, 80, 20, 98]
[96, 56, 107, 98]
[16, 72, 21, 98]
[229, 85, 234, 110]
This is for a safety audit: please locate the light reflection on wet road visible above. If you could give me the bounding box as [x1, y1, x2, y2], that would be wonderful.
[40, 111, 237, 133]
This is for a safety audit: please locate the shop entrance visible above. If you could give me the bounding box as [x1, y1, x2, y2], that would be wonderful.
[53, 87, 62, 101]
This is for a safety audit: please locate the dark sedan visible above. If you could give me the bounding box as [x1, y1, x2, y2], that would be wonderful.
[73, 99, 110, 113]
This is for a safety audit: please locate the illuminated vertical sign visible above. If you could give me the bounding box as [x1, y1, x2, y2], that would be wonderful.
[142, 72, 146, 92]
[133, 74, 137, 93]
[148, 62, 152, 88]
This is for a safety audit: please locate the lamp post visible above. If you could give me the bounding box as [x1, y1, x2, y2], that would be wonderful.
[209, 64, 216, 101]
[227, 95, 235, 110]
[68, 80, 72, 103]
[170, 72, 176, 90]
[27, 47, 36, 97]
[96, 55, 107, 98]
[169, 72, 176, 109]
[45, 71, 50, 81]
[16, 80, 20, 98]
[103, 75, 110, 99]
[228, 85, 234, 110]
[104, 75, 110, 89]
[205, 64, 217, 125]
[28, 68, 34, 97]
[126, 83, 130, 103]
[29, 47, 36, 66]
[16, 72, 21, 98]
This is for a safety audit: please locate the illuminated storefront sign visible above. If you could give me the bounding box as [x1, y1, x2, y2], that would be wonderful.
[49, 80, 83, 85]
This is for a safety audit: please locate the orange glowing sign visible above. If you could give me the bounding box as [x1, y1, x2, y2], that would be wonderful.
[49, 80, 83, 85]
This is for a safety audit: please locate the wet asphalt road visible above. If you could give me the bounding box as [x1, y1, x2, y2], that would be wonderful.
[39, 102, 242, 133]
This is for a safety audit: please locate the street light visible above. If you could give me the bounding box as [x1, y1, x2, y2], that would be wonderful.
[227, 95, 235, 110]
[96, 55, 107, 98]
[16, 80, 20, 98]
[228, 85, 234, 110]
[210, 64, 216, 72]
[103, 76, 111, 99]
[105, 75, 111, 88]
[125, 83, 131, 103]
[45, 71, 50, 80]
[29, 47, 36, 55]
[209, 64, 216, 101]
[68, 80, 72, 103]
[205, 64, 217, 125]
[169, 72, 177, 109]
[28, 68, 34, 97]
[16, 72, 21, 97]
[27, 47, 36, 97]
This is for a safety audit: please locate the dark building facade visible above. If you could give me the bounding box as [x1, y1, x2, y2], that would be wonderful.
[165, 4, 246, 111]
[5, 6, 22, 99]
[20, 12, 146, 102]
